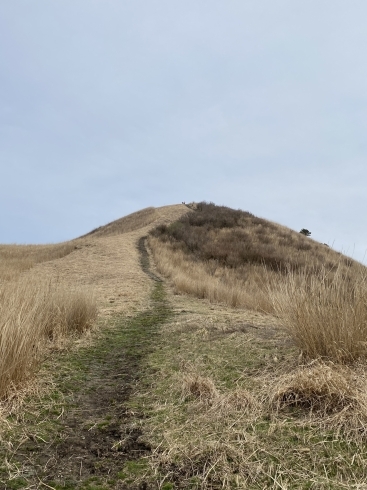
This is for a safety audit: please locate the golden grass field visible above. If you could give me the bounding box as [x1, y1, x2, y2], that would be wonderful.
[3, 202, 367, 488]
[0, 204, 188, 400]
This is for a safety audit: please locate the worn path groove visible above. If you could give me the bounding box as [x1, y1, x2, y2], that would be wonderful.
[5, 237, 171, 490]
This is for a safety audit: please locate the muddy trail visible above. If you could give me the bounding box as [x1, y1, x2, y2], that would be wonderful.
[3, 237, 170, 490]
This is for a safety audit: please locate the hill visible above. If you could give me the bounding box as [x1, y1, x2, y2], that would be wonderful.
[151, 201, 354, 273]
[2, 202, 367, 489]
[80, 204, 190, 238]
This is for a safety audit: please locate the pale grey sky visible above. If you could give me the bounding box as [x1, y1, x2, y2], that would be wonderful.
[1, 1, 367, 263]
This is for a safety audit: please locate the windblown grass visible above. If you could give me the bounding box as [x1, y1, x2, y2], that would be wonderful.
[148, 235, 278, 312]
[44, 286, 98, 339]
[270, 265, 367, 362]
[0, 278, 97, 399]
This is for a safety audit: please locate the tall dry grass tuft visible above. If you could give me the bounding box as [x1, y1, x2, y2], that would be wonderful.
[44, 288, 98, 339]
[270, 265, 367, 362]
[0, 280, 48, 398]
[149, 236, 276, 312]
[0, 278, 97, 399]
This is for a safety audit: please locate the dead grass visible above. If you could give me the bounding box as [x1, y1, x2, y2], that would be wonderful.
[126, 293, 367, 488]
[0, 279, 48, 399]
[266, 360, 367, 447]
[270, 265, 367, 362]
[149, 235, 281, 312]
[0, 277, 98, 399]
[149, 201, 361, 318]
[151, 202, 353, 274]
[150, 202, 367, 363]
[2, 201, 367, 487]
[44, 287, 98, 339]
[0, 204, 189, 403]
[270, 361, 363, 414]
[81, 206, 159, 237]
[0, 242, 76, 282]
[182, 372, 219, 404]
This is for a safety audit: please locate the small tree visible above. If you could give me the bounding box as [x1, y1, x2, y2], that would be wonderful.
[300, 228, 311, 237]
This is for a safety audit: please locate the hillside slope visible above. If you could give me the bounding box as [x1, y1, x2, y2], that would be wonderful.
[22, 204, 190, 316]
[149, 202, 363, 313]
[3, 203, 367, 489]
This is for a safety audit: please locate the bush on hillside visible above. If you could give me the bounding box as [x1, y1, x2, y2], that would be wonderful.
[151, 202, 322, 273]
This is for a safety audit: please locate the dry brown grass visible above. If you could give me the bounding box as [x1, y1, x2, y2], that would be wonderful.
[150, 202, 367, 363]
[269, 361, 362, 413]
[0, 279, 48, 399]
[0, 277, 98, 399]
[43, 287, 98, 339]
[149, 202, 362, 318]
[3, 201, 367, 487]
[182, 372, 219, 404]
[151, 202, 353, 274]
[0, 204, 189, 402]
[270, 265, 367, 362]
[149, 235, 278, 312]
[127, 291, 367, 488]
[266, 360, 367, 444]
[81, 206, 159, 237]
[0, 242, 76, 282]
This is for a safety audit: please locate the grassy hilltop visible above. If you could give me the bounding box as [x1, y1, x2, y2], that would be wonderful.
[150, 202, 367, 361]
[2, 202, 367, 488]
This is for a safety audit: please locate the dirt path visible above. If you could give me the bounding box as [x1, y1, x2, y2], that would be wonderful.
[4, 238, 170, 490]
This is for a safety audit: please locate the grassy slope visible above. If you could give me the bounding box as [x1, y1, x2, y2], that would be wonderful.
[150, 201, 359, 277]
[149, 202, 363, 317]
[2, 203, 367, 488]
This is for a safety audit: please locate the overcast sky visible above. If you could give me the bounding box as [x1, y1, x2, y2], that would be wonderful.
[1, 1, 367, 262]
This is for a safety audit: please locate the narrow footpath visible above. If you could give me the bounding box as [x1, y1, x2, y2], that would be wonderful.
[4, 237, 170, 490]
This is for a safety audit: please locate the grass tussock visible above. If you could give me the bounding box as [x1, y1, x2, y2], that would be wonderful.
[267, 361, 367, 444]
[270, 362, 361, 414]
[182, 372, 219, 404]
[270, 266, 367, 362]
[0, 280, 48, 399]
[44, 287, 98, 339]
[0, 278, 97, 399]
